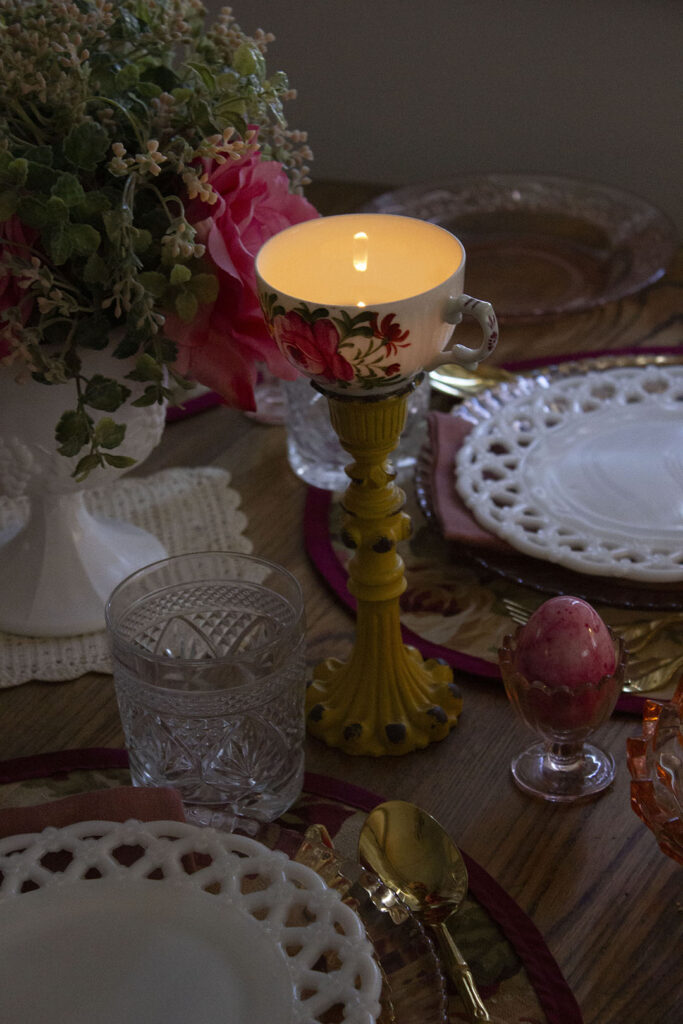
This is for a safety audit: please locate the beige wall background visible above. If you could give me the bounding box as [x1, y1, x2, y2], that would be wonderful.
[209, 1, 682, 234]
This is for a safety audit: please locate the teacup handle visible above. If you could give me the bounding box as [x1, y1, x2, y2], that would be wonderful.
[428, 294, 499, 371]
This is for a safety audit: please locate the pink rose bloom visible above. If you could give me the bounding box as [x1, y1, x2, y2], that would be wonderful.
[272, 310, 354, 383]
[0, 215, 36, 359]
[165, 150, 319, 409]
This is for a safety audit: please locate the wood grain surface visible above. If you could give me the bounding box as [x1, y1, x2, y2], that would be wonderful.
[0, 180, 680, 1024]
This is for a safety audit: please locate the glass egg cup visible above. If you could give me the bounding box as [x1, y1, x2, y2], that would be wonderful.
[498, 628, 626, 803]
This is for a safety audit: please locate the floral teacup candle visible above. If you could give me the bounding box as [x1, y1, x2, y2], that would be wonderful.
[256, 213, 498, 396]
[255, 214, 498, 756]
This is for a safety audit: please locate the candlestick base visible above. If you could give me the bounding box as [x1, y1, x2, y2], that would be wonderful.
[305, 381, 463, 756]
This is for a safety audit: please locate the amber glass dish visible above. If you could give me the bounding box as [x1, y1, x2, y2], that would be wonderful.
[626, 680, 683, 864]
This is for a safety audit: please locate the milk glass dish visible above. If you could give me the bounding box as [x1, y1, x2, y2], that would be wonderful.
[105, 551, 306, 829]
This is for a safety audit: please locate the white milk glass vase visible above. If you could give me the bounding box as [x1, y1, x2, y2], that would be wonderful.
[0, 350, 167, 637]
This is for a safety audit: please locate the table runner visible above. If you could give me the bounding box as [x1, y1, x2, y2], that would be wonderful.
[0, 747, 582, 1024]
[304, 346, 683, 715]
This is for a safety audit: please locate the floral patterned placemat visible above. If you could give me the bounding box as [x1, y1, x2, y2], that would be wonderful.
[0, 748, 582, 1024]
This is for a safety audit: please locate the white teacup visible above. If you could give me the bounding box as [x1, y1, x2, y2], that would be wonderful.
[256, 213, 498, 396]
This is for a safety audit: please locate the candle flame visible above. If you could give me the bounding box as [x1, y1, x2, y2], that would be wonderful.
[353, 231, 368, 272]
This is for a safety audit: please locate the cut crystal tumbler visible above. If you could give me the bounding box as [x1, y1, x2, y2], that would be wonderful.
[106, 552, 306, 829]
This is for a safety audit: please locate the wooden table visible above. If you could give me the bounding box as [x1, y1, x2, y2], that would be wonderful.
[0, 182, 681, 1024]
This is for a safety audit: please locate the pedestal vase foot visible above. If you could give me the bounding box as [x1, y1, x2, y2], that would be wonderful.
[0, 491, 167, 636]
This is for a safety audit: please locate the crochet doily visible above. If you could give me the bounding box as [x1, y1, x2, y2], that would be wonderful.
[0, 467, 251, 687]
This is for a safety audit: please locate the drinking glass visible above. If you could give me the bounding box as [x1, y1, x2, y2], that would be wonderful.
[105, 551, 306, 830]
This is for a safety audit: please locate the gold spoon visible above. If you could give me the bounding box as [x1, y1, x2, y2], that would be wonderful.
[359, 800, 491, 1022]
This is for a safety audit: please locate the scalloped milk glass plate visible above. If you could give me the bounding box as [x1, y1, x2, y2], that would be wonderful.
[362, 174, 677, 320]
[455, 363, 683, 583]
[0, 821, 382, 1024]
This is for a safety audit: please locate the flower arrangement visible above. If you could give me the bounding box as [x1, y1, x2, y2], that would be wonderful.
[0, 0, 317, 476]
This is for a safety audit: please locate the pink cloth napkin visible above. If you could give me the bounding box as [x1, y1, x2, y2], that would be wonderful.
[0, 785, 186, 840]
[427, 411, 512, 550]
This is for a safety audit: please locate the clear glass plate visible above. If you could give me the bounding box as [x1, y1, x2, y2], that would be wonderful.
[363, 174, 677, 320]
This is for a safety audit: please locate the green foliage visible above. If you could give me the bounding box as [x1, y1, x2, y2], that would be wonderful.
[127, 353, 164, 382]
[190, 274, 219, 305]
[56, 408, 92, 458]
[175, 290, 198, 323]
[82, 253, 109, 285]
[51, 175, 86, 208]
[82, 375, 132, 412]
[170, 264, 192, 287]
[93, 417, 127, 450]
[130, 383, 168, 407]
[102, 453, 137, 469]
[74, 313, 112, 349]
[232, 42, 267, 80]
[63, 122, 111, 172]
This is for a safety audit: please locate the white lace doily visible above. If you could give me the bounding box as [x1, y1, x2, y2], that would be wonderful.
[0, 467, 251, 687]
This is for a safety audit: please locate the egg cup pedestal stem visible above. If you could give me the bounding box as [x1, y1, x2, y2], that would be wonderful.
[511, 740, 617, 803]
[306, 381, 462, 756]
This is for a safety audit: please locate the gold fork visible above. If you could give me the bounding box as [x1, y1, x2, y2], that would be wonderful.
[501, 597, 683, 694]
[621, 651, 683, 694]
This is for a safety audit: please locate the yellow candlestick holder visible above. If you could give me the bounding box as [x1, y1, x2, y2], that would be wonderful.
[256, 213, 498, 756]
[306, 379, 461, 755]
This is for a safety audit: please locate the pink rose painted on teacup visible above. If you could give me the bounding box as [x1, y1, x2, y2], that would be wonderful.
[261, 296, 414, 391]
[273, 309, 354, 383]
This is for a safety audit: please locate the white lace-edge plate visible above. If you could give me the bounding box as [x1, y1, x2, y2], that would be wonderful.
[0, 820, 382, 1024]
[455, 363, 683, 583]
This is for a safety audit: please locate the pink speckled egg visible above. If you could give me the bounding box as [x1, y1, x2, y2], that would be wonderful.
[517, 596, 616, 688]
